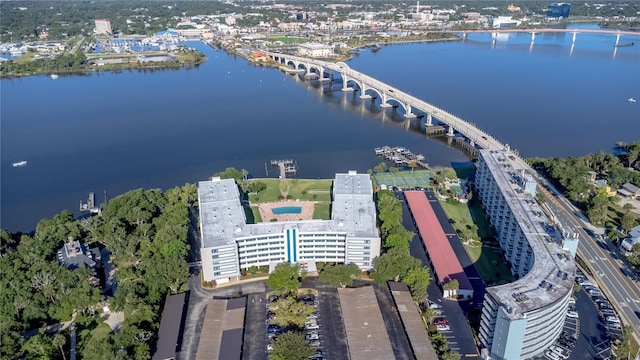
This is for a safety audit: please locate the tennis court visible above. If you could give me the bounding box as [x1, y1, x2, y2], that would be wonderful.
[373, 170, 433, 188]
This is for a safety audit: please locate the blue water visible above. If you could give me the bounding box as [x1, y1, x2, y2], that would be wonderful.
[271, 206, 302, 215]
[2, 26, 639, 232]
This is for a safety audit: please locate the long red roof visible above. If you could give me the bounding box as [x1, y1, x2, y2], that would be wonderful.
[405, 191, 473, 290]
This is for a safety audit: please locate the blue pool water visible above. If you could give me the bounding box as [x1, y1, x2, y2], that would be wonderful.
[272, 206, 302, 215]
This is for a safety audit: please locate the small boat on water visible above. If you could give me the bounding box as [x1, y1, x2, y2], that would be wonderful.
[12, 161, 27, 167]
[50, 74, 59, 79]
[628, 98, 636, 103]
[614, 42, 634, 48]
[371, 44, 382, 52]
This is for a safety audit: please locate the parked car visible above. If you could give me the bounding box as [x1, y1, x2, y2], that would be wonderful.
[427, 300, 442, 309]
[306, 324, 319, 330]
[434, 318, 449, 325]
[436, 324, 450, 331]
[549, 345, 570, 359]
[267, 324, 282, 333]
[566, 311, 579, 318]
[545, 350, 561, 360]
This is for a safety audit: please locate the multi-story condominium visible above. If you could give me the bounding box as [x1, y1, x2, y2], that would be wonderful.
[475, 149, 577, 360]
[94, 18, 112, 35]
[198, 171, 381, 284]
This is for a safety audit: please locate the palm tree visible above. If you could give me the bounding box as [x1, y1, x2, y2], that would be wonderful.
[422, 307, 438, 325]
[53, 334, 67, 360]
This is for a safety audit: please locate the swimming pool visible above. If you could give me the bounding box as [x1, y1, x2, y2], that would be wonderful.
[272, 206, 302, 215]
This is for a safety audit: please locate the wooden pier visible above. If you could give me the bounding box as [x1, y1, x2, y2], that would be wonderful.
[270, 160, 297, 179]
[374, 146, 429, 169]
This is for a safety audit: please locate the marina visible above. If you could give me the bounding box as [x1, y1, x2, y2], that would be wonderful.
[374, 146, 429, 168]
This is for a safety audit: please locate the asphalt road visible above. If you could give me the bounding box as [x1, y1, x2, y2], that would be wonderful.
[536, 175, 640, 340]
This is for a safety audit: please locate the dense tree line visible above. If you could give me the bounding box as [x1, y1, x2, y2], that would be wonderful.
[529, 142, 640, 228]
[0, 184, 196, 359]
[0, 1, 237, 42]
[372, 190, 431, 302]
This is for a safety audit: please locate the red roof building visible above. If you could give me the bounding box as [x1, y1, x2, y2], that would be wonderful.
[405, 191, 473, 299]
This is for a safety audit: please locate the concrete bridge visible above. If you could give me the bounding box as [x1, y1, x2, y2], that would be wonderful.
[265, 51, 506, 152]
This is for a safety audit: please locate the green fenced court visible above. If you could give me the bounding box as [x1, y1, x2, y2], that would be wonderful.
[372, 170, 433, 188]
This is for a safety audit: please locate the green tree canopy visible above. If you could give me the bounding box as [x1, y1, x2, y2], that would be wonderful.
[267, 263, 301, 296]
[318, 263, 361, 288]
[268, 296, 315, 328]
[269, 331, 314, 360]
[371, 247, 421, 283]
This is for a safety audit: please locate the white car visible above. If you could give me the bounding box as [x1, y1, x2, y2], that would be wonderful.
[566, 310, 579, 318]
[549, 345, 570, 359]
[436, 324, 450, 331]
[306, 324, 319, 330]
[568, 297, 576, 305]
[545, 350, 561, 360]
[606, 316, 620, 323]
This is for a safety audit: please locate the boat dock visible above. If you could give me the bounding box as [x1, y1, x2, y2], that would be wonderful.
[374, 146, 429, 168]
[270, 159, 297, 179]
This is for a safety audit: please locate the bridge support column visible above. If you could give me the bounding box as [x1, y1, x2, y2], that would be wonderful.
[342, 86, 354, 92]
[359, 94, 372, 100]
[426, 114, 433, 127]
[380, 94, 392, 107]
[447, 125, 454, 137]
[404, 104, 416, 119]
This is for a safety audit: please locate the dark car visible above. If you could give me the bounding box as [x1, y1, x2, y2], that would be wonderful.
[267, 324, 282, 333]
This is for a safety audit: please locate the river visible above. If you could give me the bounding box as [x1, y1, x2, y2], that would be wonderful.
[1, 25, 638, 232]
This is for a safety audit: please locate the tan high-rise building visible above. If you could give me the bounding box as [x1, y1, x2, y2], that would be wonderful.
[94, 18, 112, 35]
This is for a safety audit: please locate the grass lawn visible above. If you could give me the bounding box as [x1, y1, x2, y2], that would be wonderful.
[90, 323, 112, 341]
[268, 36, 306, 44]
[440, 200, 481, 239]
[248, 179, 332, 203]
[439, 199, 514, 285]
[313, 202, 331, 220]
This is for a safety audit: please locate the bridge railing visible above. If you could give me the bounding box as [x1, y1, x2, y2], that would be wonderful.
[267, 52, 506, 151]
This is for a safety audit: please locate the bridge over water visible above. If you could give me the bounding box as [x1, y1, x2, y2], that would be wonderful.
[265, 51, 507, 154]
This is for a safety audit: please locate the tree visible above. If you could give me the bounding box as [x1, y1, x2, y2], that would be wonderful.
[383, 232, 410, 251]
[267, 263, 301, 296]
[620, 212, 636, 232]
[269, 331, 314, 360]
[422, 307, 439, 325]
[407, 160, 418, 173]
[318, 263, 361, 287]
[373, 162, 387, 174]
[213, 167, 243, 182]
[268, 296, 315, 328]
[443, 279, 459, 291]
[614, 325, 633, 360]
[371, 247, 421, 283]
[53, 333, 67, 360]
[248, 181, 267, 194]
[403, 266, 431, 301]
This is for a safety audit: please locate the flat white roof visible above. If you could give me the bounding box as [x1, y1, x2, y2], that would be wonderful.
[199, 173, 378, 249]
[480, 150, 575, 317]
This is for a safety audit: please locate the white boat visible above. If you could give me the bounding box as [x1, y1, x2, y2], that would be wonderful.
[50, 74, 59, 79]
[12, 161, 27, 167]
[628, 98, 636, 103]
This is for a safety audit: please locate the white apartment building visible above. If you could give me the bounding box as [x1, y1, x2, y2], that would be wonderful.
[297, 43, 333, 58]
[198, 171, 381, 284]
[475, 149, 577, 360]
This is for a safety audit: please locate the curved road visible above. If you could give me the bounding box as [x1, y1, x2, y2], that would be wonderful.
[267, 51, 640, 342]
